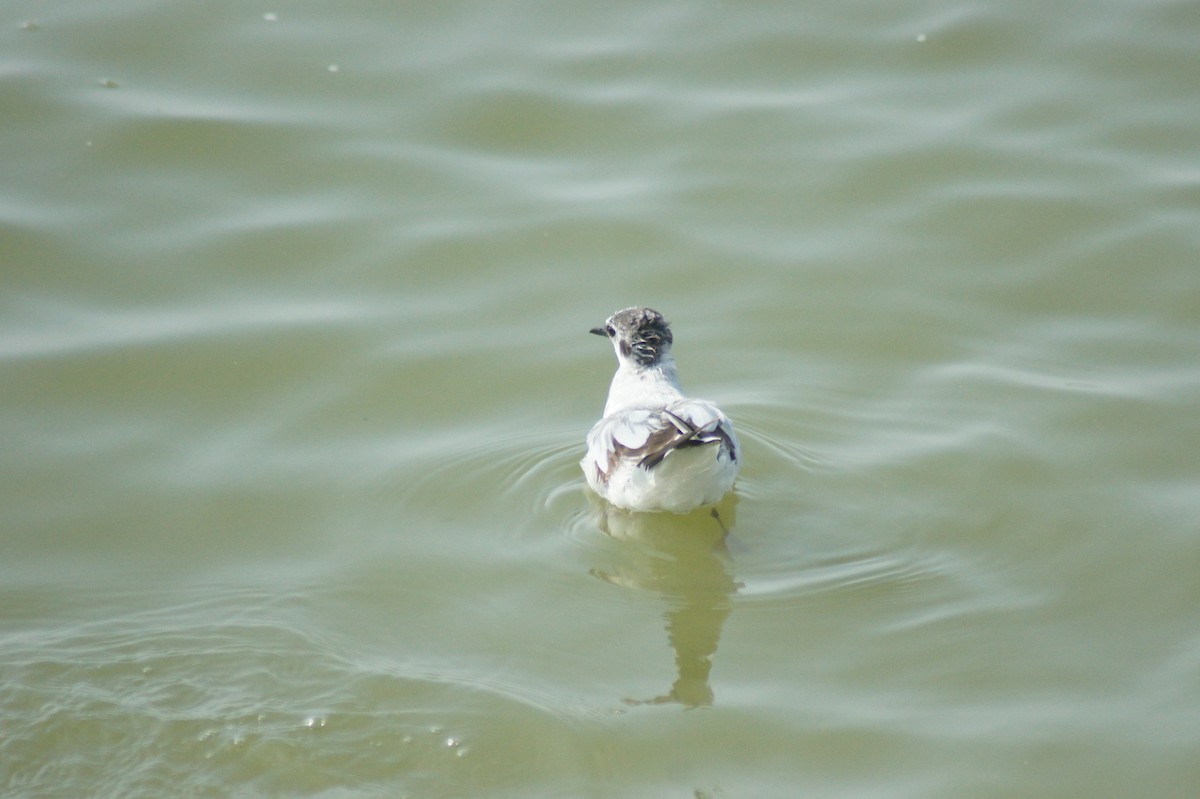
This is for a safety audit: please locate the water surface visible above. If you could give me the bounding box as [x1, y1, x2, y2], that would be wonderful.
[3, 1, 1199, 797]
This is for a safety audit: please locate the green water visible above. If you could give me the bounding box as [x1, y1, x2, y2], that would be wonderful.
[3, 1, 1199, 797]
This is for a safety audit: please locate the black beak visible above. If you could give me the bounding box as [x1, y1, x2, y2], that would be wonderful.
[589, 326, 610, 337]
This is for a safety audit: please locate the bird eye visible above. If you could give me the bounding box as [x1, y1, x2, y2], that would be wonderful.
[605, 325, 616, 337]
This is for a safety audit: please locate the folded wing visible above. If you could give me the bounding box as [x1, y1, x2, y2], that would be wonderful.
[585, 399, 738, 484]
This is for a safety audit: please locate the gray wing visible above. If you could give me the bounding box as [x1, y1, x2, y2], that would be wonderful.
[585, 400, 737, 482]
[636, 399, 738, 469]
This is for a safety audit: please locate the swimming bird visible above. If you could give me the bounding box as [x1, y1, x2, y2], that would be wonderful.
[581, 307, 740, 513]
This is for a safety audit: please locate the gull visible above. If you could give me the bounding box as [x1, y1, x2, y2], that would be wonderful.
[581, 307, 740, 513]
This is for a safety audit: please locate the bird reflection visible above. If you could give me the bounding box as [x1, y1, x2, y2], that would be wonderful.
[587, 493, 740, 708]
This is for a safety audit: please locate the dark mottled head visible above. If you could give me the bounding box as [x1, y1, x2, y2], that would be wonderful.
[590, 306, 674, 368]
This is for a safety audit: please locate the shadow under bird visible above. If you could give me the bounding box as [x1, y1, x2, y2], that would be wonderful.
[581, 307, 740, 513]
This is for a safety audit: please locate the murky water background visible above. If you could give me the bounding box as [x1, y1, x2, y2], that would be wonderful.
[3, 1, 1199, 796]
